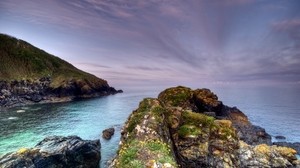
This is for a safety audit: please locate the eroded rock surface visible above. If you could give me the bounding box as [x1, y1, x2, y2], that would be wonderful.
[110, 86, 299, 168]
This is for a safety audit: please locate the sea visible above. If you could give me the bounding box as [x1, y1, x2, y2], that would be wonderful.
[0, 86, 300, 167]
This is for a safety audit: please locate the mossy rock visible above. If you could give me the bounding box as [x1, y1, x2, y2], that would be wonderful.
[178, 125, 202, 138]
[158, 86, 194, 109]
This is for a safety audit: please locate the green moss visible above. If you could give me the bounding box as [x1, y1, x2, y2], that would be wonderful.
[116, 139, 177, 168]
[178, 125, 202, 138]
[126, 99, 153, 133]
[158, 86, 192, 106]
[119, 146, 139, 166]
[182, 111, 215, 128]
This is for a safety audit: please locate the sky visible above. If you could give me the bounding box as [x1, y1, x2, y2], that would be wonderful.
[1, 0, 300, 89]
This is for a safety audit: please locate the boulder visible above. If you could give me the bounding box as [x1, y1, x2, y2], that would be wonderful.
[0, 136, 101, 168]
[102, 127, 115, 140]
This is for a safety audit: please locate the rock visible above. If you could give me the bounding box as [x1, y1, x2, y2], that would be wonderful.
[0, 135, 101, 168]
[273, 142, 300, 155]
[102, 127, 115, 140]
[226, 106, 272, 145]
[193, 88, 223, 115]
[109, 98, 177, 168]
[0, 77, 122, 109]
[110, 86, 299, 168]
[275, 135, 286, 140]
[203, 111, 216, 117]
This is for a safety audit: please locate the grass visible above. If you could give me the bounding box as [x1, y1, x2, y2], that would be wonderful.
[178, 125, 202, 138]
[182, 111, 215, 128]
[0, 34, 108, 89]
[116, 139, 177, 168]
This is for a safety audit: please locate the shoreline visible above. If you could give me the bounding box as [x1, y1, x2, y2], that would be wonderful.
[0, 90, 123, 111]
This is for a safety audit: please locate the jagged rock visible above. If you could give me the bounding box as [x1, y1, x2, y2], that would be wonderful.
[102, 127, 115, 140]
[193, 88, 223, 115]
[226, 106, 272, 145]
[110, 86, 299, 168]
[0, 136, 101, 168]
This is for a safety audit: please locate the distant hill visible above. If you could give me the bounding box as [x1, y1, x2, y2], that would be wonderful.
[0, 33, 121, 108]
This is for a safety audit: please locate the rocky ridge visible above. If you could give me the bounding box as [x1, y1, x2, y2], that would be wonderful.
[0, 136, 101, 168]
[110, 86, 300, 168]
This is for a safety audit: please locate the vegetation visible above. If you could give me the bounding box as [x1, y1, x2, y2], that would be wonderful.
[158, 86, 193, 106]
[178, 124, 202, 138]
[182, 111, 215, 128]
[0, 34, 108, 89]
[116, 139, 176, 168]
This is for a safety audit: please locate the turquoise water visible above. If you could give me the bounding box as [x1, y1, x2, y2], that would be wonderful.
[0, 86, 300, 167]
[0, 89, 160, 167]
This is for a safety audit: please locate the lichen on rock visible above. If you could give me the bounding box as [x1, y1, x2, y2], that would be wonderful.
[110, 86, 300, 168]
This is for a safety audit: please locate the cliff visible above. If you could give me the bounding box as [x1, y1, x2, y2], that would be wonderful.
[0, 34, 122, 108]
[110, 86, 300, 168]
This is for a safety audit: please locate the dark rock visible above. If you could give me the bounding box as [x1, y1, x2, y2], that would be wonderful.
[117, 89, 123, 93]
[0, 136, 101, 168]
[0, 77, 122, 109]
[193, 88, 223, 115]
[275, 135, 286, 140]
[226, 106, 272, 145]
[102, 127, 115, 140]
[203, 111, 216, 117]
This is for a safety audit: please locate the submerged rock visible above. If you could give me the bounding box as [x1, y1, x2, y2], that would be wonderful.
[275, 135, 287, 140]
[102, 127, 115, 140]
[0, 136, 101, 168]
[110, 86, 299, 168]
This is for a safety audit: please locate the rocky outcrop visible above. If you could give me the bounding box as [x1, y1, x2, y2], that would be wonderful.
[0, 136, 101, 168]
[0, 77, 122, 108]
[102, 127, 115, 140]
[110, 86, 300, 168]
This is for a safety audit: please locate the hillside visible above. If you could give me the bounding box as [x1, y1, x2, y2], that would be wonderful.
[0, 33, 121, 107]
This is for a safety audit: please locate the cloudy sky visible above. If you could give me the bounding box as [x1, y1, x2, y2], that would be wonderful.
[1, 0, 300, 88]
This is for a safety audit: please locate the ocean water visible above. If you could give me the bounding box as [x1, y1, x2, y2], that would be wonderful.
[0, 86, 299, 166]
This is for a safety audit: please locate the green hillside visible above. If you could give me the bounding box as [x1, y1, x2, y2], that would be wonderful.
[0, 34, 108, 89]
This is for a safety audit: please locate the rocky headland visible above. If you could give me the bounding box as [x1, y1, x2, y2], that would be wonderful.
[0, 77, 122, 108]
[0, 136, 100, 168]
[110, 86, 300, 168]
[0, 34, 122, 109]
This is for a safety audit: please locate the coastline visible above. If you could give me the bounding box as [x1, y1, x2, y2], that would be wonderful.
[0, 90, 123, 111]
[1, 86, 298, 167]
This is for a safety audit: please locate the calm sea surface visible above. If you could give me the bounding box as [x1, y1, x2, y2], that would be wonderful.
[0, 86, 299, 166]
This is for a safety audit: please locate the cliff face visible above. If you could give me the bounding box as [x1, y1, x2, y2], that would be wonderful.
[0, 34, 122, 108]
[110, 86, 300, 168]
